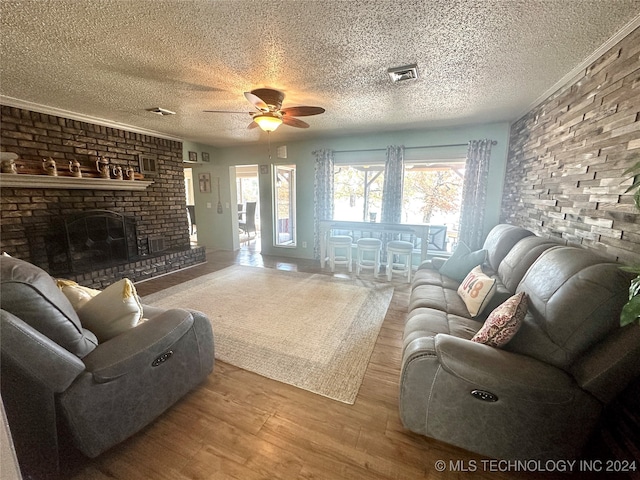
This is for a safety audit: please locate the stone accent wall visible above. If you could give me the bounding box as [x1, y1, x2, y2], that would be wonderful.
[0, 106, 194, 275]
[502, 27, 640, 264]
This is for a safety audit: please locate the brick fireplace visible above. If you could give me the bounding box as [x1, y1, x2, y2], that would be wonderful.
[0, 106, 205, 288]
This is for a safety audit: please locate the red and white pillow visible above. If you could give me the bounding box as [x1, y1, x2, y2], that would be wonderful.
[457, 265, 497, 317]
[471, 292, 528, 347]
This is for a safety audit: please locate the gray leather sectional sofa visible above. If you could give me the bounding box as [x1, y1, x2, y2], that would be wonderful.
[400, 224, 640, 460]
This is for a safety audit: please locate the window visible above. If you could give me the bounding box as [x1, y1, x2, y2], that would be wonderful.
[273, 165, 296, 246]
[403, 161, 465, 250]
[333, 164, 384, 222]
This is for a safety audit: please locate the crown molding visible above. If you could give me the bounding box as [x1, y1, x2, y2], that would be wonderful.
[514, 13, 640, 123]
[0, 95, 182, 142]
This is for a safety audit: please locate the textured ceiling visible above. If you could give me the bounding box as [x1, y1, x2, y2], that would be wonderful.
[1, 0, 639, 147]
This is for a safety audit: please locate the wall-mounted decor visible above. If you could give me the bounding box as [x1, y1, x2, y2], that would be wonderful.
[198, 172, 211, 193]
[188, 151, 198, 162]
[138, 154, 158, 174]
[202, 152, 210, 163]
[260, 164, 269, 175]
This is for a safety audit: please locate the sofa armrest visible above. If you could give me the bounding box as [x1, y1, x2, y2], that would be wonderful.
[571, 323, 640, 404]
[81, 308, 196, 383]
[430, 257, 447, 270]
[433, 334, 579, 401]
[1, 309, 85, 392]
[416, 257, 447, 271]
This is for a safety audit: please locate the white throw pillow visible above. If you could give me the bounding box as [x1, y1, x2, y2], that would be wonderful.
[77, 278, 143, 342]
[56, 279, 102, 310]
[457, 265, 497, 317]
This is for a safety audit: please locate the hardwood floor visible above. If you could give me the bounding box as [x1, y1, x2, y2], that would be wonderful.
[63, 246, 579, 480]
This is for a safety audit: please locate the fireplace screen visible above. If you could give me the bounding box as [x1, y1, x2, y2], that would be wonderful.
[45, 210, 138, 274]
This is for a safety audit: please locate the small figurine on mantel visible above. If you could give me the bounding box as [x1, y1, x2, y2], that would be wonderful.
[1, 158, 17, 174]
[69, 159, 82, 178]
[42, 157, 58, 176]
[123, 166, 135, 181]
[111, 165, 123, 180]
[95, 157, 110, 178]
[1, 152, 19, 173]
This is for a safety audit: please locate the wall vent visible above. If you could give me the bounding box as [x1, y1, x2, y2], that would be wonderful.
[147, 107, 176, 116]
[148, 236, 167, 254]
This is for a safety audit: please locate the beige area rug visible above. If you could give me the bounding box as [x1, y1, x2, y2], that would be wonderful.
[143, 265, 394, 404]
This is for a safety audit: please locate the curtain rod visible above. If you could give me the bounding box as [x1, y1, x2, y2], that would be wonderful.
[333, 143, 469, 154]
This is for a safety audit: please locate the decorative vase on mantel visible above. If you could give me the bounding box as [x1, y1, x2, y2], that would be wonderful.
[95, 157, 110, 179]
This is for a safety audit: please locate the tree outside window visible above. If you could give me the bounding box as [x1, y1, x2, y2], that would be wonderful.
[402, 163, 464, 225]
[334, 165, 384, 222]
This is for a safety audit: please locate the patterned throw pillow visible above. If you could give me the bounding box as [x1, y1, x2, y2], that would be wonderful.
[472, 292, 528, 347]
[457, 265, 497, 317]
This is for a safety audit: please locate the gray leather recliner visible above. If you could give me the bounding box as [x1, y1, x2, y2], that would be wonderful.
[0, 255, 214, 476]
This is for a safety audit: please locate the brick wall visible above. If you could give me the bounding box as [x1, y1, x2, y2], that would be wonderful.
[0, 106, 191, 268]
[502, 27, 640, 264]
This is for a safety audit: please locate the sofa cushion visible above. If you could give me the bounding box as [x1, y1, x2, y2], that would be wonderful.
[404, 308, 481, 349]
[409, 285, 471, 318]
[411, 267, 461, 290]
[497, 236, 560, 293]
[77, 278, 143, 342]
[457, 266, 497, 317]
[0, 256, 98, 358]
[472, 292, 527, 347]
[506, 247, 631, 369]
[439, 242, 487, 282]
[481, 224, 535, 273]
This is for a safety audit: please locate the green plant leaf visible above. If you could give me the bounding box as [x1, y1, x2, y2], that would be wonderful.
[621, 265, 640, 274]
[625, 177, 640, 193]
[630, 276, 640, 300]
[622, 161, 640, 177]
[620, 294, 640, 327]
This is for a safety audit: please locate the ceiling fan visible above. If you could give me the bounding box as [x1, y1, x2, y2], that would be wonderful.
[204, 88, 325, 132]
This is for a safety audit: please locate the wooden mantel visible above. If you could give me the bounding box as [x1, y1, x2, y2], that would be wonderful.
[0, 174, 154, 191]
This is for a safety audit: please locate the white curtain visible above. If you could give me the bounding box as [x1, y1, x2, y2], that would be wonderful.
[458, 139, 495, 250]
[381, 145, 405, 224]
[313, 149, 335, 258]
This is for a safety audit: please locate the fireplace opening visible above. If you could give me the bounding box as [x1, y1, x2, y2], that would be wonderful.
[44, 210, 139, 275]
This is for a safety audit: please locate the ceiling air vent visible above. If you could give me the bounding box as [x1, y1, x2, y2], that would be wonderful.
[387, 64, 419, 83]
[147, 107, 176, 116]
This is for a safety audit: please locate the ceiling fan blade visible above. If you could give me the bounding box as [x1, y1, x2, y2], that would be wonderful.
[203, 110, 253, 114]
[282, 116, 309, 128]
[248, 88, 285, 111]
[244, 92, 269, 111]
[280, 106, 325, 117]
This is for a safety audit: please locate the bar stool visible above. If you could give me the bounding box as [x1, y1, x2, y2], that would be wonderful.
[356, 238, 382, 276]
[327, 235, 353, 272]
[386, 240, 414, 282]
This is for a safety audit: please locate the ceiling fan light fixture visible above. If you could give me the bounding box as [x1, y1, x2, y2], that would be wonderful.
[254, 113, 283, 132]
